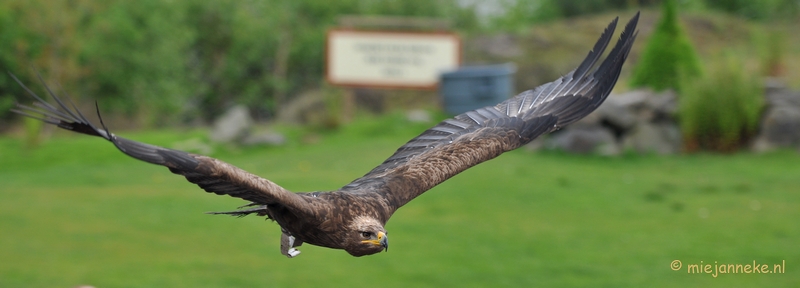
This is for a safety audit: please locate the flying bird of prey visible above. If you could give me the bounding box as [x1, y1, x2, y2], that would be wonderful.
[12, 13, 638, 258]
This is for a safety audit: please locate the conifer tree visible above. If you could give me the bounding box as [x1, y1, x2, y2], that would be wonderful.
[630, 0, 702, 91]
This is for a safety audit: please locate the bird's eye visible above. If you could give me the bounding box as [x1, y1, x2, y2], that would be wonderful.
[360, 232, 371, 238]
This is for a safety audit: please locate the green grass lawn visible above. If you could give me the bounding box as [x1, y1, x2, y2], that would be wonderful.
[1, 113, 799, 287]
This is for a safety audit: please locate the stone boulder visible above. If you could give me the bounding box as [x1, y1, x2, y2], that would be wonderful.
[622, 122, 682, 154]
[608, 89, 677, 123]
[752, 81, 800, 152]
[210, 105, 253, 143]
[277, 90, 327, 125]
[538, 88, 681, 156]
[547, 126, 620, 156]
[406, 109, 432, 123]
[242, 131, 287, 146]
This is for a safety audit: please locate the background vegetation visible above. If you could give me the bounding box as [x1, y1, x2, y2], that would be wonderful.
[0, 0, 479, 126]
[1, 0, 799, 128]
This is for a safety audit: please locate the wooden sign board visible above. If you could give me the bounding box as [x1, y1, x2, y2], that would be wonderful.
[326, 30, 460, 89]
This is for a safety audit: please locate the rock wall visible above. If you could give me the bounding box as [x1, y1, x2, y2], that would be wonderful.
[209, 80, 800, 153]
[532, 89, 681, 155]
[532, 80, 800, 155]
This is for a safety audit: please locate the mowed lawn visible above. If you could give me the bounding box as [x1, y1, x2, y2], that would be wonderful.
[1, 114, 798, 287]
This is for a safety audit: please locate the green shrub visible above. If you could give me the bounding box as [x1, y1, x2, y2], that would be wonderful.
[629, 0, 702, 92]
[678, 54, 764, 152]
[758, 29, 787, 77]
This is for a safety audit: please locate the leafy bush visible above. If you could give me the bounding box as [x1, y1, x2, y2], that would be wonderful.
[758, 30, 787, 77]
[629, 0, 702, 92]
[678, 54, 764, 152]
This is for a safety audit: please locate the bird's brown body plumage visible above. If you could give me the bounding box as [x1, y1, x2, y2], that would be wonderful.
[11, 13, 639, 257]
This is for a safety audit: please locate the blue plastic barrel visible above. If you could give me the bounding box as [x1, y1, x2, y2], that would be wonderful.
[439, 63, 516, 115]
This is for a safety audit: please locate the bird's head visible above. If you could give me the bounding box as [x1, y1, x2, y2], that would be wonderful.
[344, 216, 388, 256]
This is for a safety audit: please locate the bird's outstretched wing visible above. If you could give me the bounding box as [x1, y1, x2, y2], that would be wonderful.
[342, 13, 639, 212]
[10, 73, 317, 216]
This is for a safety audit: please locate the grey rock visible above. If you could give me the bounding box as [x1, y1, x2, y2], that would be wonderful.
[547, 127, 620, 156]
[765, 87, 800, 108]
[613, 89, 649, 109]
[752, 83, 800, 152]
[277, 90, 326, 125]
[645, 90, 678, 120]
[210, 105, 253, 143]
[243, 131, 287, 146]
[622, 122, 681, 154]
[406, 109, 432, 123]
[171, 138, 214, 155]
[752, 105, 800, 152]
[595, 96, 637, 130]
[541, 89, 683, 156]
[764, 77, 787, 95]
[523, 135, 547, 152]
[606, 89, 655, 122]
[572, 108, 602, 127]
[606, 89, 678, 123]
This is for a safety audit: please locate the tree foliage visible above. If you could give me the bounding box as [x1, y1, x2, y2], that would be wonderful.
[0, 0, 478, 126]
[629, 0, 702, 92]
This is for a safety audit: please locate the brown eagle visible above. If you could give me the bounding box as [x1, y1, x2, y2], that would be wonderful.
[12, 13, 638, 258]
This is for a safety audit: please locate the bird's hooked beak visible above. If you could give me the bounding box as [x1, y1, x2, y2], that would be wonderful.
[362, 231, 389, 252]
[380, 232, 388, 252]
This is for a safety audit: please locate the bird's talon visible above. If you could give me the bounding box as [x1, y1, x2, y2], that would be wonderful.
[287, 248, 301, 258]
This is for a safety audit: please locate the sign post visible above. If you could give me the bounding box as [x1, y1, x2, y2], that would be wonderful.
[326, 30, 460, 89]
[325, 17, 460, 122]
